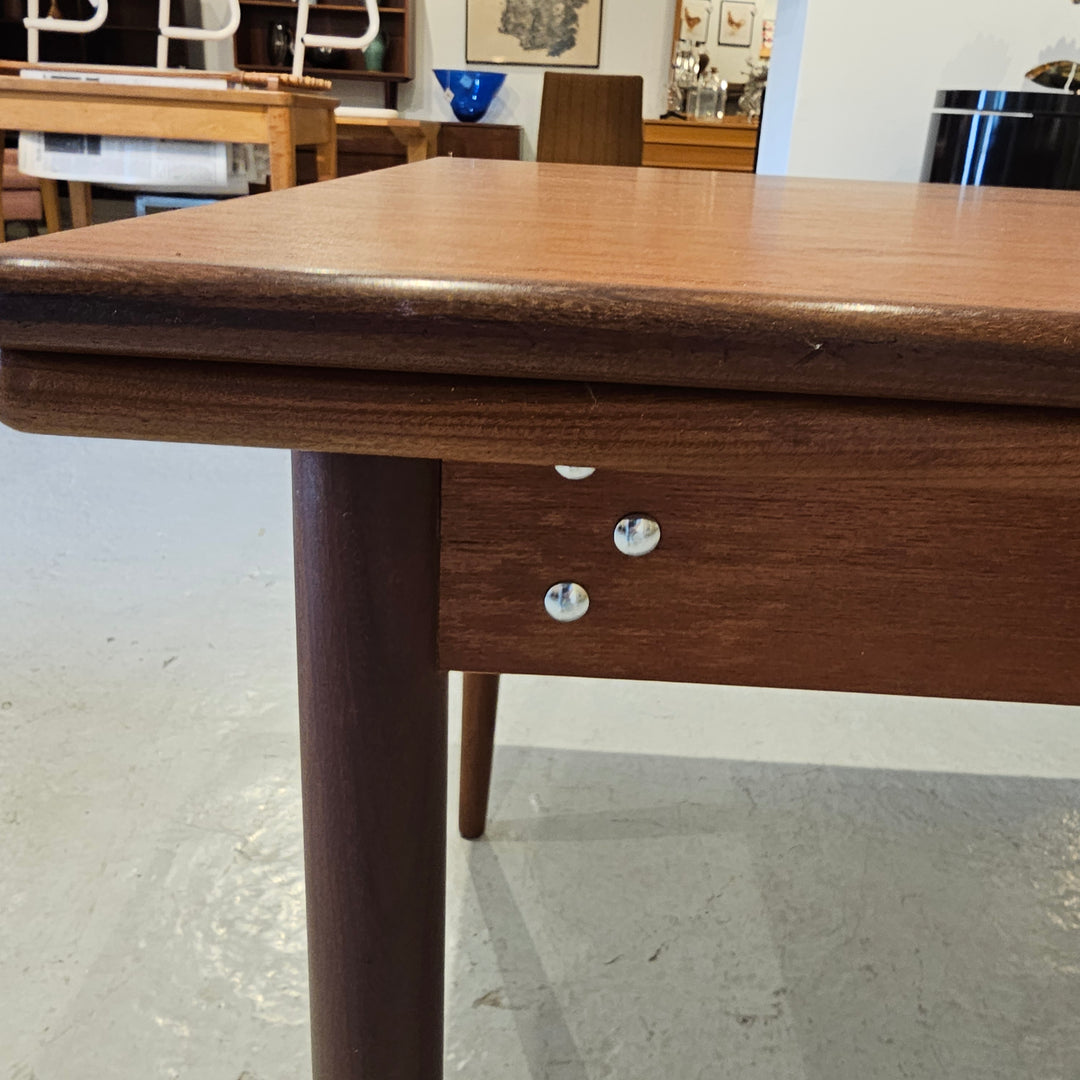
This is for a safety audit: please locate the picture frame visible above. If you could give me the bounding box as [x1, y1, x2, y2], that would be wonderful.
[673, 0, 713, 48]
[466, 0, 604, 68]
[717, 0, 755, 48]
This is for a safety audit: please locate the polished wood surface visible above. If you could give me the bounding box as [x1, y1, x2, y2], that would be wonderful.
[294, 452, 446, 1080]
[3, 160, 1080, 405]
[440, 462, 1080, 703]
[642, 117, 759, 172]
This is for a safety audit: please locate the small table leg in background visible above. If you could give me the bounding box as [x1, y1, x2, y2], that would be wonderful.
[267, 106, 298, 190]
[293, 452, 447, 1080]
[40, 179, 61, 233]
[315, 133, 338, 182]
[68, 181, 93, 228]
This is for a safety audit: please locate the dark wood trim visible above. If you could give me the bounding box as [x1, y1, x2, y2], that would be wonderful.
[440, 461, 1080, 704]
[5, 350, 1080, 482]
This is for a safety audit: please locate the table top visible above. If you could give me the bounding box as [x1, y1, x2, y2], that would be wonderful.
[0, 72, 334, 109]
[2, 158, 1080, 406]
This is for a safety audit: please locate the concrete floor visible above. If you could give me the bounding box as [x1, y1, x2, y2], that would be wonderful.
[2, 425, 1079, 1079]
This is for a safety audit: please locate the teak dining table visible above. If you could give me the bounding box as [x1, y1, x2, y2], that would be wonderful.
[3, 158, 1080, 1078]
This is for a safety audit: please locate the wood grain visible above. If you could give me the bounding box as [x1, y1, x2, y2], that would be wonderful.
[439, 462, 1080, 704]
[536, 73, 643, 166]
[642, 118, 759, 173]
[6, 349, 1080, 484]
[294, 451, 446, 1079]
[5, 161, 1080, 405]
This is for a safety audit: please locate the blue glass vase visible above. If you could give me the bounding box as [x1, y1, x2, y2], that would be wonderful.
[433, 69, 506, 123]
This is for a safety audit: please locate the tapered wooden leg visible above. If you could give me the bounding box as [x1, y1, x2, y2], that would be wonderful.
[68, 181, 93, 228]
[293, 452, 447, 1080]
[40, 179, 61, 234]
[459, 672, 500, 839]
[315, 133, 338, 181]
[267, 106, 298, 190]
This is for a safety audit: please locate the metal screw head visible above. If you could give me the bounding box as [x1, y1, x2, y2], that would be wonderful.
[543, 581, 590, 622]
[613, 515, 661, 556]
[554, 465, 595, 480]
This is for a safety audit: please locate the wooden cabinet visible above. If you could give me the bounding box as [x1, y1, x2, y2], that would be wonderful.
[437, 123, 521, 161]
[233, 1, 412, 108]
[297, 122, 521, 182]
[642, 117, 759, 172]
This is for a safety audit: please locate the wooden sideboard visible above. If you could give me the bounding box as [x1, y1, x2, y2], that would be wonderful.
[642, 117, 759, 172]
[297, 121, 521, 182]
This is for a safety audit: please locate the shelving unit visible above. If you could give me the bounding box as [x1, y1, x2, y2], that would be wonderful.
[0, 0, 184, 67]
[234, 0, 413, 109]
[0, 1, 413, 108]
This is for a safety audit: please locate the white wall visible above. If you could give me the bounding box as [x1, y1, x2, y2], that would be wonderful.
[759, 0, 1080, 182]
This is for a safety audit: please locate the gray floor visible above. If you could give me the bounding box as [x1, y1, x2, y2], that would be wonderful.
[2, 427, 1079, 1079]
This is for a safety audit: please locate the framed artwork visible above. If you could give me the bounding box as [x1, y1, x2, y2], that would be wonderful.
[675, 0, 713, 46]
[466, 0, 604, 67]
[718, 0, 755, 48]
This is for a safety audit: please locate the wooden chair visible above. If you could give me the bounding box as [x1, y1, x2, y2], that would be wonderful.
[459, 78, 645, 840]
[535, 72, 644, 167]
[1, 147, 60, 239]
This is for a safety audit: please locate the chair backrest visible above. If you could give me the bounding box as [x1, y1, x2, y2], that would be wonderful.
[23, 0, 109, 64]
[291, 0, 380, 78]
[535, 73, 644, 167]
[156, 0, 241, 70]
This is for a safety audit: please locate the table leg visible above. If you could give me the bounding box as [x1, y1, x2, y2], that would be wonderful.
[459, 672, 500, 839]
[315, 135, 338, 182]
[267, 106, 298, 190]
[68, 181, 93, 228]
[0, 133, 6, 242]
[293, 451, 447, 1080]
[419, 121, 441, 161]
[40, 179, 61, 233]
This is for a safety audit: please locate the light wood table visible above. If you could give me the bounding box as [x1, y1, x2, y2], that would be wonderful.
[643, 116, 760, 171]
[3, 160, 1080, 1077]
[335, 114, 441, 164]
[0, 73, 338, 236]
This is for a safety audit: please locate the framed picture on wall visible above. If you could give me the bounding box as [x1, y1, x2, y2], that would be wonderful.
[718, 0, 755, 48]
[676, 0, 713, 46]
[466, 0, 604, 67]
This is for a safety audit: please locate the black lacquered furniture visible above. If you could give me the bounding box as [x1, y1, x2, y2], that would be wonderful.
[924, 88, 1080, 188]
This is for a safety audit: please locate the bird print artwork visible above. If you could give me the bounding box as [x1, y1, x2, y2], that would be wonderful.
[679, 2, 711, 44]
[717, 1, 754, 46]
